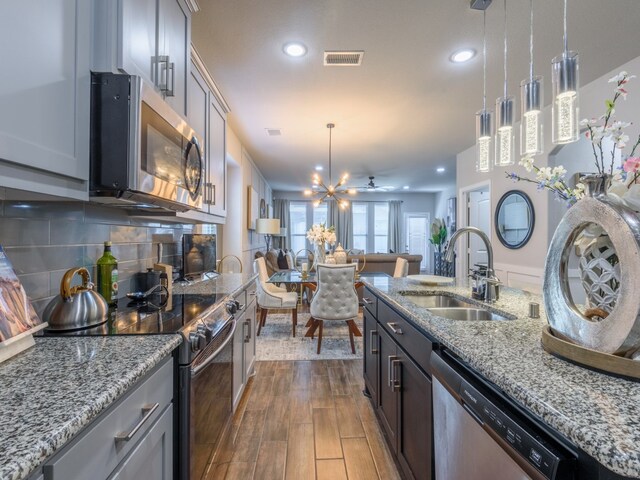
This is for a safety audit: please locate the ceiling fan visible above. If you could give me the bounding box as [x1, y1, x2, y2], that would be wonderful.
[353, 176, 395, 192]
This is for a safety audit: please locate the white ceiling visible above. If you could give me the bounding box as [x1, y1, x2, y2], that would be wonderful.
[192, 0, 640, 192]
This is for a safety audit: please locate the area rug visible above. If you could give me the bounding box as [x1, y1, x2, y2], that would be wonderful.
[255, 311, 364, 361]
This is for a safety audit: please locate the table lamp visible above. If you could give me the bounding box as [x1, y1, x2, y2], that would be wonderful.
[256, 218, 281, 251]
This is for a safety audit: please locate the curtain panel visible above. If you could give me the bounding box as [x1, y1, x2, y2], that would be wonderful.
[329, 201, 352, 249]
[273, 198, 290, 250]
[388, 200, 402, 253]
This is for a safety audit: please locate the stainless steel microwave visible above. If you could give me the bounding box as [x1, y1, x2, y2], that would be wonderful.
[90, 73, 203, 212]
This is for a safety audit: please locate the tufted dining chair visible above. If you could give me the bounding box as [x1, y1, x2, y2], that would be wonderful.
[393, 257, 409, 278]
[254, 257, 299, 336]
[306, 263, 362, 354]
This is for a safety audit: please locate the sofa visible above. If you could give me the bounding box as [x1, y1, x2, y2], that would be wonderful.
[347, 253, 422, 275]
[254, 249, 293, 277]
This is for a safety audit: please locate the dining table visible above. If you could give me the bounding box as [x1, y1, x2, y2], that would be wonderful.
[267, 270, 391, 305]
[267, 270, 391, 338]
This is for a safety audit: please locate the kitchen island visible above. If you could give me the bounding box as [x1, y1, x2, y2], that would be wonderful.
[0, 335, 181, 480]
[363, 275, 640, 479]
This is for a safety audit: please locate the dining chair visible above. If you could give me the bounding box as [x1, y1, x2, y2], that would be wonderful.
[254, 257, 299, 336]
[393, 257, 409, 278]
[306, 263, 361, 354]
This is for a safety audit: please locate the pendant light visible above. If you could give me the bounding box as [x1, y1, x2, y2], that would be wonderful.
[495, 0, 515, 167]
[520, 0, 543, 156]
[475, 4, 492, 173]
[303, 123, 355, 208]
[552, 0, 579, 144]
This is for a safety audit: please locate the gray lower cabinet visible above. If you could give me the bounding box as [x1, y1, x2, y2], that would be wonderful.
[232, 285, 257, 410]
[108, 405, 173, 480]
[42, 356, 174, 480]
[0, 0, 90, 200]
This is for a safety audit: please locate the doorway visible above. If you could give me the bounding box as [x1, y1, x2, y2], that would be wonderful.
[457, 181, 491, 279]
[405, 213, 430, 272]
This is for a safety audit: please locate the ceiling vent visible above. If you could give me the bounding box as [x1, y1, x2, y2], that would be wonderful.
[324, 51, 364, 66]
[265, 128, 282, 136]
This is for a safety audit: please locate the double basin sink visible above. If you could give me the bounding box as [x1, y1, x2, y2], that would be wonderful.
[401, 294, 513, 321]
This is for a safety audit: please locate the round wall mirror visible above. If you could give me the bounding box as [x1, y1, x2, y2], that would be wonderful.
[495, 190, 535, 249]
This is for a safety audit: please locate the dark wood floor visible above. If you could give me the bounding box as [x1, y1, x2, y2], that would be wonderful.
[203, 359, 401, 480]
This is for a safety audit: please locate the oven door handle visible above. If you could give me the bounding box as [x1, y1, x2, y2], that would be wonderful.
[191, 317, 237, 376]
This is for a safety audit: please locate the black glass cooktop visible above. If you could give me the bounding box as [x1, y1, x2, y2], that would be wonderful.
[40, 293, 226, 336]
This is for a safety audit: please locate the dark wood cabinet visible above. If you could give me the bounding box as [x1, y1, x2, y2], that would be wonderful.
[363, 308, 378, 403]
[397, 349, 432, 480]
[363, 292, 434, 480]
[377, 326, 399, 452]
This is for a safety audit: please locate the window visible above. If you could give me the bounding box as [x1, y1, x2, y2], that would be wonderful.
[351, 202, 390, 253]
[352, 202, 368, 252]
[374, 203, 389, 253]
[287, 202, 329, 255]
[313, 203, 328, 226]
[289, 202, 307, 254]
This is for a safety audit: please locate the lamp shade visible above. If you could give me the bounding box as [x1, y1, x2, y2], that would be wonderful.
[256, 218, 281, 235]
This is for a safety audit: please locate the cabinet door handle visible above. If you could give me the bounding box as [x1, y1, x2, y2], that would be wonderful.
[167, 61, 175, 97]
[115, 403, 160, 442]
[391, 358, 401, 392]
[387, 355, 399, 388]
[244, 319, 251, 343]
[386, 322, 403, 335]
[369, 329, 378, 355]
[211, 184, 216, 205]
[362, 297, 373, 305]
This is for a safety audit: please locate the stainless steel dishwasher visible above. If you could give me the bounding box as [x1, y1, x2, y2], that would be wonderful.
[431, 350, 576, 480]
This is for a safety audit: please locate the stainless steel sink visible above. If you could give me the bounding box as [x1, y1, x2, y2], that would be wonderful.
[402, 294, 475, 309]
[427, 307, 512, 322]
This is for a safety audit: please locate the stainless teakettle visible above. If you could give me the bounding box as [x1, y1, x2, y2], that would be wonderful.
[43, 267, 109, 331]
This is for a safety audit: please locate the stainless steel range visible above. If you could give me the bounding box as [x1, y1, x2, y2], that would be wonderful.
[41, 293, 239, 480]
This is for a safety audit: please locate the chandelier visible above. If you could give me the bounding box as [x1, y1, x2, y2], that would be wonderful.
[304, 123, 355, 208]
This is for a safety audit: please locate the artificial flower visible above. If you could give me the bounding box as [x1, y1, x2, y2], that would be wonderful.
[623, 157, 640, 173]
[519, 155, 534, 172]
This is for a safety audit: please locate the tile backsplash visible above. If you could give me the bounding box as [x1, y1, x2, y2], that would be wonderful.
[0, 200, 209, 315]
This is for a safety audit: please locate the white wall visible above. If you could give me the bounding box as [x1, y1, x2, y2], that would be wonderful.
[456, 54, 640, 292]
[222, 126, 273, 271]
[272, 190, 437, 254]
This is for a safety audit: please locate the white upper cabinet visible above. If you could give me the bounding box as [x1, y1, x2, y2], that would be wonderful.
[0, 0, 91, 200]
[94, 0, 192, 118]
[159, 0, 190, 117]
[208, 96, 226, 217]
[186, 48, 228, 220]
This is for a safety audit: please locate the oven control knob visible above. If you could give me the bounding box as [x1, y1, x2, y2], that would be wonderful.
[189, 332, 201, 353]
[197, 323, 213, 342]
[226, 301, 238, 315]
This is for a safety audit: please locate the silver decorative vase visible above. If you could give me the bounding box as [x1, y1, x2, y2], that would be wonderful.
[544, 174, 640, 355]
[313, 242, 326, 270]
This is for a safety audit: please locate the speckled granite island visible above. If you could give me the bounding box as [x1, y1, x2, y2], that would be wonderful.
[173, 272, 257, 297]
[363, 275, 640, 479]
[0, 335, 181, 480]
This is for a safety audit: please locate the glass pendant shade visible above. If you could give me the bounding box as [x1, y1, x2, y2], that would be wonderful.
[520, 76, 544, 155]
[495, 96, 515, 166]
[476, 109, 493, 173]
[552, 51, 579, 144]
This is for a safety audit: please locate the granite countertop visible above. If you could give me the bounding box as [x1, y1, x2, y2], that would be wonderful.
[363, 276, 640, 479]
[173, 272, 257, 297]
[0, 335, 181, 480]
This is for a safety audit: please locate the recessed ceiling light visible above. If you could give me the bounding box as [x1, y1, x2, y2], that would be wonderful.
[403, 185, 410, 190]
[437, 167, 446, 173]
[450, 48, 476, 63]
[315, 165, 324, 171]
[283, 42, 307, 57]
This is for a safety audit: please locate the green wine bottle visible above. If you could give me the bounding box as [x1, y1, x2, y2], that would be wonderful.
[97, 241, 118, 305]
